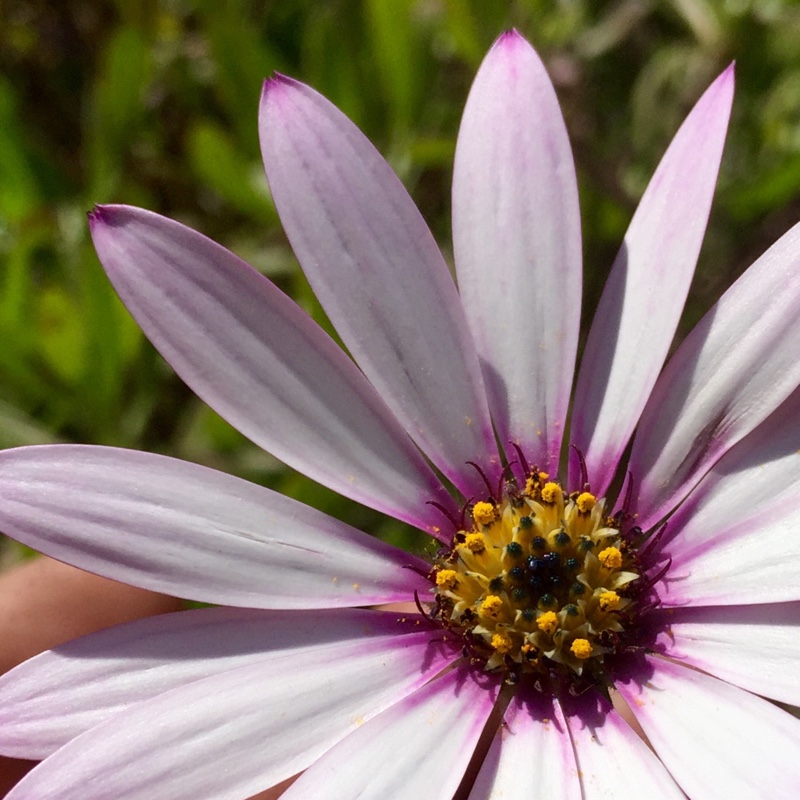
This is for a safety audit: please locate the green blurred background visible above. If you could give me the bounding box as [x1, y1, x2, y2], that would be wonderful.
[1, 0, 799, 566]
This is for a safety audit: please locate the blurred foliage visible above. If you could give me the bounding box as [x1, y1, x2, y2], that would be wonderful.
[1, 0, 800, 563]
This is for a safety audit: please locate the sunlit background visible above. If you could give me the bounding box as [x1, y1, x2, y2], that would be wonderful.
[1, 0, 799, 565]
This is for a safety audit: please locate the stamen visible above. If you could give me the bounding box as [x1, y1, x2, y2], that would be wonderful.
[431, 464, 647, 683]
[472, 501, 496, 526]
[598, 590, 621, 611]
[598, 546, 623, 569]
[570, 639, 593, 660]
[536, 611, 559, 635]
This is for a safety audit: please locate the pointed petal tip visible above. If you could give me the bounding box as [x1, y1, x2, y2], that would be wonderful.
[261, 72, 301, 103]
[88, 204, 129, 230]
[493, 28, 528, 50]
[87, 204, 110, 227]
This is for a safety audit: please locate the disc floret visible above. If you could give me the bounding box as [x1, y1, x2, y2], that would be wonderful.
[433, 470, 642, 683]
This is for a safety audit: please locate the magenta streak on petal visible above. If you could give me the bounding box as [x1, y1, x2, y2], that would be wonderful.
[280, 665, 499, 800]
[643, 379, 800, 607]
[468, 683, 580, 800]
[89, 204, 455, 535]
[0, 607, 429, 759]
[0, 445, 432, 608]
[5, 629, 460, 800]
[651, 603, 800, 706]
[562, 689, 685, 799]
[570, 65, 734, 496]
[452, 30, 581, 476]
[616, 654, 800, 799]
[259, 76, 501, 499]
[630, 220, 800, 531]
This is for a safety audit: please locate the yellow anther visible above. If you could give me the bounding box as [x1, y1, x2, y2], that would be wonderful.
[570, 638, 593, 660]
[538, 471, 549, 482]
[536, 610, 559, 635]
[435, 569, 459, 590]
[576, 492, 596, 514]
[598, 590, 621, 612]
[481, 594, 503, 619]
[521, 643, 538, 661]
[540, 482, 562, 504]
[598, 546, 623, 569]
[464, 532, 487, 554]
[491, 632, 513, 654]
[472, 501, 496, 526]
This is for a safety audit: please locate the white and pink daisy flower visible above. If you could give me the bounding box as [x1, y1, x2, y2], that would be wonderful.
[1, 29, 800, 799]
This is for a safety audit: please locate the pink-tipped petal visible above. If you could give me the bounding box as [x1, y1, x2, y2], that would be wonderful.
[0, 607, 423, 759]
[616, 655, 800, 799]
[652, 380, 800, 606]
[281, 666, 498, 800]
[5, 630, 458, 800]
[89, 204, 453, 532]
[563, 691, 684, 799]
[468, 685, 580, 800]
[653, 603, 800, 706]
[630, 220, 800, 529]
[571, 66, 734, 494]
[0, 445, 430, 608]
[259, 76, 500, 497]
[452, 30, 581, 472]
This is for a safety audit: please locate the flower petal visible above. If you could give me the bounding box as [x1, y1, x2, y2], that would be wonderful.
[468, 686, 580, 800]
[616, 655, 800, 799]
[571, 66, 734, 494]
[5, 629, 458, 800]
[0, 445, 430, 607]
[89, 204, 453, 532]
[630, 220, 800, 529]
[281, 666, 498, 800]
[259, 76, 500, 496]
[0, 607, 424, 759]
[652, 603, 800, 706]
[563, 690, 684, 799]
[653, 384, 800, 605]
[451, 31, 581, 472]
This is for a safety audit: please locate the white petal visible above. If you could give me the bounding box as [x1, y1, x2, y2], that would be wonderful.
[616, 655, 800, 799]
[0, 607, 425, 759]
[452, 31, 581, 472]
[564, 691, 684, 799]
[630, 220, 800, 530]
[468, 687, 580, 800]
[282, 666, 498, 800]
[653, 603, 800, 706]
[571, 67, 734, 495]
[6, 630, 458, 800]
[259, 76, 500, 497]
[654, 385, 800, 606]
[0, 445, 430, 607]
[90, 204, 453, 532]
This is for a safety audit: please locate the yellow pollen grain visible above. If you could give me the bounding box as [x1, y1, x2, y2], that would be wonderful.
[464, 532, 486, 554]
[472, 501, 496, 526]
[491, 632, 513, 654]
[571, 638, 593, 660]
[536, 610, 559, 635]
[599, 590, 621, 612]
[576, 492, 596, 513]
[538, 471, 549, 482]
[521, 643, 537, 660]
[541, 482, 561, 504]
[436, 569, 459, 590]
[481, 594, 503, 618]
[598, 546, 622, 569]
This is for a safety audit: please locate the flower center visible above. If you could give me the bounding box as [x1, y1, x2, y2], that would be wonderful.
[432, 470, 644, 686]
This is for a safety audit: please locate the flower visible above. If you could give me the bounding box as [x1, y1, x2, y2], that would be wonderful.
[2, 28, 800, 799]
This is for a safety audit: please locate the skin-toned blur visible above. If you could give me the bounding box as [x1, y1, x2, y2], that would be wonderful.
[0, 557, 288, 799]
